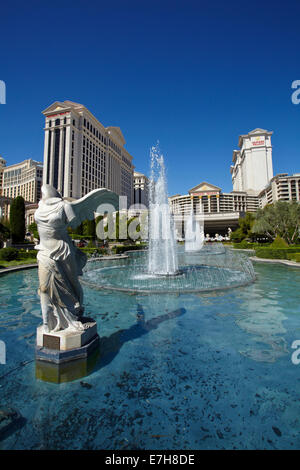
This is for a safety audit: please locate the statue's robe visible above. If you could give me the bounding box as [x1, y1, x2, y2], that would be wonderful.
[35, 197, 87, 331]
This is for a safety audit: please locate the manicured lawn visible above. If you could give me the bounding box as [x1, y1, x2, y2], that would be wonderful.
[0, 258, 37, 269]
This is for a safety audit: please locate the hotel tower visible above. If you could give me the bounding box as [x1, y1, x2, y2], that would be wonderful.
[230, 128, 273, 195]
[42, 101, 134, 205]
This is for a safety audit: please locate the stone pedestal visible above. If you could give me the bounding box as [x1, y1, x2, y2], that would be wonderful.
[35, 317, 99, 365]
[35, 348, 99, 384]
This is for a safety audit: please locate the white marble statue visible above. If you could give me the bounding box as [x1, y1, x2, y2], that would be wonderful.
[34, 184, 118, 333]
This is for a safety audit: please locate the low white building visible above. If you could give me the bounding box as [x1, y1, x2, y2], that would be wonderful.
[169, 182, 258, 236]
[258, 173, 300, 207]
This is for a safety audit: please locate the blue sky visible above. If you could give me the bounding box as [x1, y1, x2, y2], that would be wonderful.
[0, 0, 299, 196]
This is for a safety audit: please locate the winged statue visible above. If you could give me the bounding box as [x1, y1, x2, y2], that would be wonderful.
[34, 184, 119, 333]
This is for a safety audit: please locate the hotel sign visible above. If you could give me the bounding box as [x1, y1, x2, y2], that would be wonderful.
[251, 136, 265, 146]
[47, 112, 68, 118]
[191, 191, 219, 197]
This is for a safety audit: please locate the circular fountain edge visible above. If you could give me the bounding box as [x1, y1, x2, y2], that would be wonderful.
[81, 275, 256, 295]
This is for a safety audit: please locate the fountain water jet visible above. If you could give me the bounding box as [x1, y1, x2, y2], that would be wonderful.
[148, 144, 179, 276]
[185, 209, 204, 252]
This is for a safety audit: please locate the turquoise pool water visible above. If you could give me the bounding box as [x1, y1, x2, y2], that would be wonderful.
[0, 260, 300, 449]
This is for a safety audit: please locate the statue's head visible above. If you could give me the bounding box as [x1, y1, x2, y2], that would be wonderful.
[41, 184, 62, 200]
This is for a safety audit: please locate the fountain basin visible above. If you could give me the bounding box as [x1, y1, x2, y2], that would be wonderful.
[83, 245, 256, 294]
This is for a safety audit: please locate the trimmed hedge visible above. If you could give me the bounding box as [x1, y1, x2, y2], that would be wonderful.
[0, 248, 37, 261]
[79, 248, 98, 253]
[287, 253, 300, 263]
[18, 249, 37, 259]
[255, 247, 300, 260]
[79, 247, 108, 256]
[70, 234, 94, 240]
[114, 245, 146, 254]
[233, 242, 254, 249]
[233, 242, 270, 249]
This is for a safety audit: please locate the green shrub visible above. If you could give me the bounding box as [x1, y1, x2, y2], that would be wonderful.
[0, 222, 10, 242]
[270, 236, 289, 248]
[0, 248, 19, 261]
[255, 247, 300, 259]
[27, 222, 39, 239]
[230, 228, 244, 243]
[95, 248, 108, 255]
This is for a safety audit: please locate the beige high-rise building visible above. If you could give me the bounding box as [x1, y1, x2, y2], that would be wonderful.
[0, 158, 43, 222]
[0, 156, 6, 196]
[2, 159, 43, 202]
[42, 101, 134, 206]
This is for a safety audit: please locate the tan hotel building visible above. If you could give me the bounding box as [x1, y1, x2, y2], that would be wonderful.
[42, 101, 134, 206]
[1, 159, 43, 201]
[0, 158, 43, 222]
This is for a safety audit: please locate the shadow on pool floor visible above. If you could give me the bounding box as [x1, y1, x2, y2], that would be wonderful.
[96, 304, 186, 370]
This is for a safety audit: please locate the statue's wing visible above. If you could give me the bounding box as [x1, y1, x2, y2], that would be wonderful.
[64, 188, 119, 228]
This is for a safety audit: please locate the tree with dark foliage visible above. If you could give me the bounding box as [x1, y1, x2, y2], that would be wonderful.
[10, 196, 25, 243]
